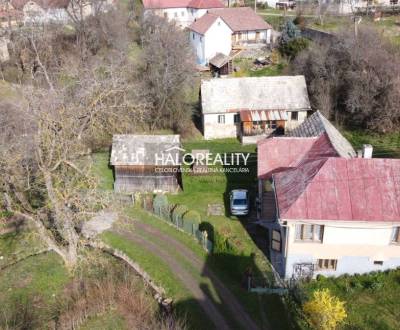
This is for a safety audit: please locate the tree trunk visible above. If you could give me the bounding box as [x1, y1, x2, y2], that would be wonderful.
[42, 170, 79, 269]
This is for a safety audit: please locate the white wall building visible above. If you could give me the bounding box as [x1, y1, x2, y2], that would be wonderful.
[189, 7, 272, 65]
[201, 76, 311, 142]
[143, 0, 225, 28]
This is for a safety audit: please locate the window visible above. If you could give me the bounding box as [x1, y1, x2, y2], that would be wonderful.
[391, 227, 400, 243]
[200, 36, 202, 42]
[174, 12, 178, 18]
[291, 111, 298, 121]
[374, 261, 383, 265]
[295, 224, 324, 242]
[234, 114, 240, 124]
[218, 115, 225, 124]
[181, 11, 185, 16]
[192, 33, 195, 40]
[271, 230, 282, 252]
[164, 12, 168, 18]
[317, 259, 337, 270]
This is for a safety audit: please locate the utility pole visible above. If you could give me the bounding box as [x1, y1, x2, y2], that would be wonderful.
[255, 0, 257, 13]
[354, 16, 362, 38]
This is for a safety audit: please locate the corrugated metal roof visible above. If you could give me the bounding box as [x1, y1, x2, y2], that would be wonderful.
[240, 109, 288, 122]
[274, 157, 400, 222]
[201, 76, 312, 114]
[257, 133, 337, 179]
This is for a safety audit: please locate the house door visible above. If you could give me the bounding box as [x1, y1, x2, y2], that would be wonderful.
[256, 31, 260, 41]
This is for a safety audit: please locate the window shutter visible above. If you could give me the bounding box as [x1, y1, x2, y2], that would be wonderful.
[295, 225, 302, 240]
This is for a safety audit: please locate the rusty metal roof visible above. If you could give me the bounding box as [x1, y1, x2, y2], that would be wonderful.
[240, 109, 288, 122]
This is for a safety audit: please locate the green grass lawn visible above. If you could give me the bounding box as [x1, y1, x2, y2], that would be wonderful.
[0, 250, 70, 327]
[233, 58, 287, 78]
[342, 129, 400, 158]
[110, 207, 293, 330]
[91, 152, 114, 190]
[0, 230, 49, 269]
[80, 311, 126, 330]
[300, 270, 400, 330]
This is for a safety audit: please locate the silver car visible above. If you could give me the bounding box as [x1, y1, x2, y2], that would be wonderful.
[230, 189, 249, 216]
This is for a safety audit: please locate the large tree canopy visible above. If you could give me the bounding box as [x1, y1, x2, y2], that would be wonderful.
[293, 26, 400, 132]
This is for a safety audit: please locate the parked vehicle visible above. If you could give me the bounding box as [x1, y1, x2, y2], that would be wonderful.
[230, 189, 249, 216]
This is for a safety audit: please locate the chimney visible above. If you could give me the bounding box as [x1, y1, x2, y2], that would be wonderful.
[362, 144, 373, 159]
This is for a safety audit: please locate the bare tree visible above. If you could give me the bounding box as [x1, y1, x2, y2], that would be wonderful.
[0, 39, 148, 269]
[293, 26, 400, 132]
[138, 14, 196, 132]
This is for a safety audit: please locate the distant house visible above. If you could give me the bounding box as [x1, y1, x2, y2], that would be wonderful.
[110, 135, 181, 193]
[257, 111, 400, 279]
[142, 0, 225, 28]
[189, 7, 272, 65]
[3, 0, 113, 26]
[200, 76, 312, 143]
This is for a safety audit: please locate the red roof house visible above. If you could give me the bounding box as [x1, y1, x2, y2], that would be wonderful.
[143, 0, 224, 9]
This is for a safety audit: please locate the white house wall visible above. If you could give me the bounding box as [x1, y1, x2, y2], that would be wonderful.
[285, 110, 307, 131]
[203, 113, 238, 139]
[191, 31, 206, 65]
[280, 221, 400, 278]
[203, 17, 232, 64]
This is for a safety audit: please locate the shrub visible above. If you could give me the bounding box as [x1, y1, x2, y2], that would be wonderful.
[172, 204, 189, 227]
[279, 37, 309, 59]
[303, 288, 347, 330]
[153, 194, 169, 217]
[182, 210, 201, 234]
[293, 14, 306, 29]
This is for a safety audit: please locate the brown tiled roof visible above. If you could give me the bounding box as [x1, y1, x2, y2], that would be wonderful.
[189, 7, 271, 34]
[189, 13, 218, 35]
[208, 7, 272, 32]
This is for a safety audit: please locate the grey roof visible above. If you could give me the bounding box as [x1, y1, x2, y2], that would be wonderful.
[209, 53, 230, 68]
[201, 76, 311, 114]
[286, 111, 356, 159]
[110, 135, 181, 166]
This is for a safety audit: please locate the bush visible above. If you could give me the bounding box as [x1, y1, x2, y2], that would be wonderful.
[182, 210, 201, 234]
[293, 14, 306, 29]
[279, 37, 309, 59]
[303, 288, 347, 330]
[172, 204, 189, 227]
[153, 194, 169, 217]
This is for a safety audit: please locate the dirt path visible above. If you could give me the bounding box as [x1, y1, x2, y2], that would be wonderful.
[118, 220, 265, 330]
[113, 229, 230, 330]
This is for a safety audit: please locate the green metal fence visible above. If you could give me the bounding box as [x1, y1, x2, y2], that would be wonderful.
[145, 194, 213, 253]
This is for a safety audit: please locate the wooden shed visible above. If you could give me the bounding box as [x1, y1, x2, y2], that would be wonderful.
[110, 135, 181, 193]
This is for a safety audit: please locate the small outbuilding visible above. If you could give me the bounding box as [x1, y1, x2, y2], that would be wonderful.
[110, 135, 181, 193]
